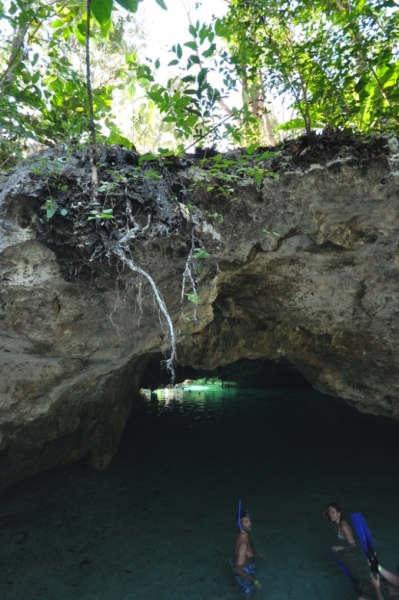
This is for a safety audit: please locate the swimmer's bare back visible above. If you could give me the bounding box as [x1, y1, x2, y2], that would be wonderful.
[234, 531, 255, 566]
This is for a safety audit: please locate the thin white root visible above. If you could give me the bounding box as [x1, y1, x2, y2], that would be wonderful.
[110, 243, 177, 382]
[181, 228, 199, 324]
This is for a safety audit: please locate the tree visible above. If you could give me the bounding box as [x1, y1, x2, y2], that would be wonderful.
[218, 0, 399, 135]
[1, 0, 399, 167]
[0, 0, 166, 165]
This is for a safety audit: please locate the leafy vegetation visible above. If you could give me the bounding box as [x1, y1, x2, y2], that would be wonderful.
[0, 0, 163, 165]
[0, 0, 398, 165]
[219, 0, 399, 136]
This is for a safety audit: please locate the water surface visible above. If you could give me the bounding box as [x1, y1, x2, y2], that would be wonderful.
[0, 386, 398, 599]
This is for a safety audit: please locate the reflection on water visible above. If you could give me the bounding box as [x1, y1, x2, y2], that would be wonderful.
[0, 386, 399, 600]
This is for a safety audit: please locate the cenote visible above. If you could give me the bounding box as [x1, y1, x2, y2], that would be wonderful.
[0, 359, 398, 600]
[3, 2, 399, 597]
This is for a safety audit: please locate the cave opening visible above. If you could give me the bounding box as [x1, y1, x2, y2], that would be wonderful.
[139, 355, 313, 391]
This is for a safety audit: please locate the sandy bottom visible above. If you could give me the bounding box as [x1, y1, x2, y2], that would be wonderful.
[0, 387, 398, 600]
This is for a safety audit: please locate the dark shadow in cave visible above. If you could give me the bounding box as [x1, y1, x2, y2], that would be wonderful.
[140, 355, 313, 391]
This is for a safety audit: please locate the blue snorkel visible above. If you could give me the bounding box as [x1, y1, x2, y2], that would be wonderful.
[237, 500, 242, 531]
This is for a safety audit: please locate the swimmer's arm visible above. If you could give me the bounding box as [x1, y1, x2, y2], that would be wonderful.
[235, 545, 263, 591]
[377, 566, 399, 589]
[370, 574, 385, 600]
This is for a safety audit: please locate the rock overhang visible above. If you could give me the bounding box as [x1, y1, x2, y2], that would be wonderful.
[1, 132, 399, 492]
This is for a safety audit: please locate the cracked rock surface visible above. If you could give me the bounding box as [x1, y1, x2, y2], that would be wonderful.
[1, 133, 399, 493]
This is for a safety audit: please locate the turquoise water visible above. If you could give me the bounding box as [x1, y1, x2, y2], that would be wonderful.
[0, 387, 398, 599]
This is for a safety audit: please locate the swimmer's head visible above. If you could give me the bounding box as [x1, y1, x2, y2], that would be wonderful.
[326, 502, 343, 523]
[237, 508, 251, 531]
[238, 508, 250, 521]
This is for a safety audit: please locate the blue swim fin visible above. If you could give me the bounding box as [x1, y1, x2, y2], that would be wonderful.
[331, 553, 359, 589]
[356, 512, 375, 553]
[351, 512, 368, 555]
[350, 512, 378, 573]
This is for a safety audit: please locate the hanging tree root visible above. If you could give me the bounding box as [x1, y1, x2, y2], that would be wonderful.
[109, 243, 177, 382]
[22, 143, 212, 384]
[180, 227, 200, 326]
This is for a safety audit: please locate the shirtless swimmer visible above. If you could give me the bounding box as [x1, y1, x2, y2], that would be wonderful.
[229, 508, 266, 597]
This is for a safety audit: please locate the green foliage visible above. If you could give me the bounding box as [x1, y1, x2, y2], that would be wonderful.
[45, 198, 58, 219]
[220, 0, 399, 134]
[91, 0, 113, 27]
[205, 211, 223, 224]
[1, 0, 398, 166]
[93, 0, 166, 16]
[196, 148, 278, 201]
[0, 0, 167, 162]
[143, 169, 160, 180]
[185, 292, 200, 303]
[138, 153, 159, 165]
[30, 156, 65, 177]
[87, 208, 114, 220]
[114, 0, 142, 11]
[193, 247, 210, 259]
[135, 19, 230, 146]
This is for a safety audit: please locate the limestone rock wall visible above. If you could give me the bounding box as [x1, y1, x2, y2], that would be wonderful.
[181, 146, 399, 419]
[1, 136, 399, 492]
